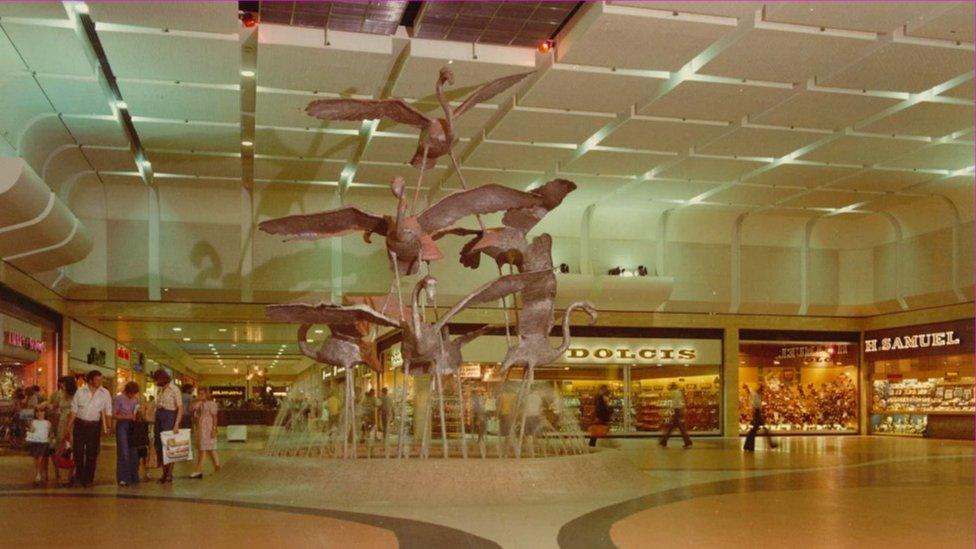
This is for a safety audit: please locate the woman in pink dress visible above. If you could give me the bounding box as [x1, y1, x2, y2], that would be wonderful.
[189, 387, 220, 479]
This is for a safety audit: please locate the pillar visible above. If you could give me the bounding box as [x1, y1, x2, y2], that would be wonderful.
[722, 327, 740, 437]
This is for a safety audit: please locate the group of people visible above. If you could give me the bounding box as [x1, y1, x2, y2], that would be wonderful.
[17, 368, 222, 488]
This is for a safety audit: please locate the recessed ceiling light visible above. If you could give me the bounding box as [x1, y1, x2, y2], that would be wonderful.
[241, 140, 253, 147]
[218, 328, 228, 333]
[141, 160, 151, 168]
[241, 70, 255, 77]
[314, 329, 324, 334]
[172, 327, 182, 332]
[116, 100, 128, 110]
[231, 344, 237, 348]
[183, 337, 191, 342]
[163, 288, 170, 292]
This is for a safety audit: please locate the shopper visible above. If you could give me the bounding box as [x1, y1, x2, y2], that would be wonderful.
[660, 382, 693, 449]
[153, 370, 183, 484]
[524, 387, 543, 437]
[113, 381, 141, 487]
[379, 387, 393, 439]
[50, 376, 77, 486]
[26, 406, 52, 486]
[189, 387, 220, 479]
[66, 370, 113, 487]
[470, 391, 487, 445]
[360, 389, 377, 442]
[325, 390, 341, 434]
[588, 385, 612, 447]
[743, 384, 778, 452]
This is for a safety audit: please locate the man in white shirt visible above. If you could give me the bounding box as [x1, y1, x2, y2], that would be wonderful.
[65, 370, 113, 487]
[659, 382, 692, 449]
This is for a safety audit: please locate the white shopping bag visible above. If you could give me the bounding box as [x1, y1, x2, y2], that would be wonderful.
[159, 429, 193, 465]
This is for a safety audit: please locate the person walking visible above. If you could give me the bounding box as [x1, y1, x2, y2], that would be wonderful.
[65, 370, 113, 487]
[360, 389, 377, 442]
[588, 385, 612, 447]
[153, 370, 183, 484]
[190, 387, 220, 479]
[660, 382, 693, 449]
[379, 387, 393, 439]
[26, 406, 52, 486]
[470, 391, 487, 445]
[744, 384, 778, 452]
[113, 382, 141, 487]
[49, 376, 76, 486]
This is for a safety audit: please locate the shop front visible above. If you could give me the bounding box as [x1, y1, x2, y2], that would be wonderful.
[0, 286, 61, 399]
[865, 319, 974, 439]
[381, 326, 725, 437]
[739, 331, 860, 434]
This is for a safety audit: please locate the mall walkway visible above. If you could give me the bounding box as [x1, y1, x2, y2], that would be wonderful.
[0, 436, 971, 548]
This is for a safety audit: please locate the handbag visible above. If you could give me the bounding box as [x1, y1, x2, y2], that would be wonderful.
[587, 423, 609, 438]
[159, 429, 193, 465]
[128, 420, 150, 448]
[53, 442, 74, 470]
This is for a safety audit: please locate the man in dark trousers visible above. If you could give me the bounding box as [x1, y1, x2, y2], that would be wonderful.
[64, 370, 113, 487]
[660, 382, 693, 449]
[744, 383, 778, 451]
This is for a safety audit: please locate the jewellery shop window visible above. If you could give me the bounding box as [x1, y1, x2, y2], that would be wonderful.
[738, 341, 859, 434]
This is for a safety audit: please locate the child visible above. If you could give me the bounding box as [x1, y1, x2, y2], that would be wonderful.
[26, 406, 51, 486]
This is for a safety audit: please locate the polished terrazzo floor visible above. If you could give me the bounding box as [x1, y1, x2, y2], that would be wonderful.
[0, 435, 971, 548]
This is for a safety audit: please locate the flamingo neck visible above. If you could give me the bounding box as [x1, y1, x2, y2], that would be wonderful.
[435, 79, 453, 130]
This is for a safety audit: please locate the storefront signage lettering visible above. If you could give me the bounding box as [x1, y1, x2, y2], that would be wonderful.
[458, 363, 481, 379]
[776, 345, 848, 360]
[116, 346, 130, 361]
[3, 330, 45, 353]
[864, 331, 961, 353]
[209, 386, 245, 398]
[86, 347, 107, 366]
[565, 347, 697, 362]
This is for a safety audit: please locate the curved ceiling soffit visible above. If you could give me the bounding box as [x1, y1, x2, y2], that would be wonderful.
[932, 194, 967, 303]
[0, 157, 93, 273]
[877, 210, 909, 311]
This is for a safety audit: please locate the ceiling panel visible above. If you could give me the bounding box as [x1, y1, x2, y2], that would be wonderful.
[259, 1, 406, 36]
[609, 2, 762, 21]
[915, 174, 975, 196]
[826, 169, 938, 193]
[135, 120, 241, 153]
[521, 68, 661, 113]
[488, 109, 612, 144]
[98, 30, 240, 85]
[563, 149, 672, 177]
[257, 43, 392, 95]
[440, 166, 541, 189]
[880, 143, 975, 171]
[253, 157, 344, 182]
[354, 162, 449, 188]
[906, 2, 975, 42]
[0, 22, 92, 76]
[639, 80, 795, 122]
[819, 42, 973, 94]
[657, 157, 766, 182]
[82, 146, 135, 172]
[857, 193, 923, 212]
[254, 127, 358, 159]
[120, 81, 241, 124]
[750, 91, 901, 131]
[61, 116, 129, 147]
[559, 11, 734, 72]
[148, 151, 243, 179]
[90, 2, 241, 34]
[939, 79, 973, 100]
[698, 127, 825, 158]
[34, 75, 112, 116]
[414, 1, 575, 46]
[706, 183, 805, 206]
[360, 133, 434, 165]
[409, 102, 496, 139]
[256, 90, 363, 130]
[782, 189, 872, 209]
[0, 3, 70, 19]
[601, 117, 731, 152]
[621, 178, 721, 202]
[749, 163, 860, 188]
[466, 141, 572, 171]
[764, 2, 946, 33]
[799, 135, 927, 166]
[701, 28, 875, 84]
[858, 102, 974, 138]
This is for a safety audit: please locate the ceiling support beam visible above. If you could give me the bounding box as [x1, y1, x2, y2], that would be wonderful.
[579, 203, 596, 276]
[729, 212, 748, 314]
[147, 185, 161, 301]
[654, 208, 673, 312]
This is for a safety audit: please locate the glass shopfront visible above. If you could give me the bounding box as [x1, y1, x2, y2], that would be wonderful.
[866, 319, 974, 439]
[385, 329, 725, 437]
[0, 287, 61, 400]
[739, 332, 860, 434]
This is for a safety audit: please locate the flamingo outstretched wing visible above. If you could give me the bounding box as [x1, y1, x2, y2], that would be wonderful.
[267, 302, 401, 328]
[306, 98, 431, 128]
[434, 269, 552, 331]
[258, 207, 388, 241]
[453, 71, 534, 118]
[417, 184, 544, 233]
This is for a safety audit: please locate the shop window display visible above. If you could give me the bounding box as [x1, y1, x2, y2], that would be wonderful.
[739, 342, 859, 434]
[631, 366, 720, 434]
[869, 354, 974, 437]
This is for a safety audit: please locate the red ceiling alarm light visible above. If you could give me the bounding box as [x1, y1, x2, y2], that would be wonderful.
[240, 12, 257, 28]
[538, 39, 554, 54]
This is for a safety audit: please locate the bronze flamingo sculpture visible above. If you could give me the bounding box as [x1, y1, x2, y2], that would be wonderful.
[258, 176, 544, 277]
[266, 302, 400, 459]
[306, 67, 534, 209]
[397, 270, 552, 459]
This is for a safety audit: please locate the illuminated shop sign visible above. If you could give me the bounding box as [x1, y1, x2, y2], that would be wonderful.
[3, 331, 45, 353]
[209, 386, 245, 398]
[458, 363, 481, 378]
[864, 331, 961, 353]
[116, 346, 131, 361]
[776, 345, 848, 360]
[561, 339, 721, 364]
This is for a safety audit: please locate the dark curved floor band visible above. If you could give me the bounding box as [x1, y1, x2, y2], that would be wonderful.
[557, 455, 973, 549]
[0, 492, 500, 549]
